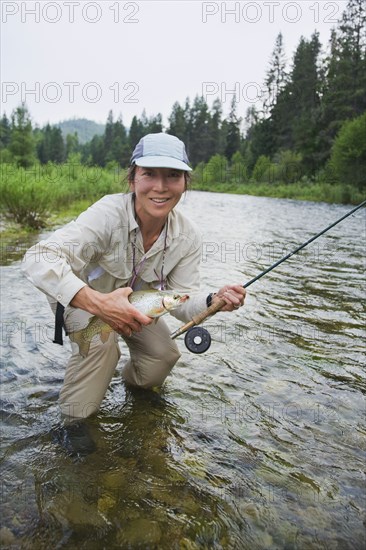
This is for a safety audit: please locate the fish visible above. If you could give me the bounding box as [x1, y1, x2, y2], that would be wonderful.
[128, 290, 189, 318]
[69, 317, 114, 359]
[69, 290, 189, 358]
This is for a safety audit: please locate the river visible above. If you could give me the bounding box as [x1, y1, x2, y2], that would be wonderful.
[1, 192, 365, 549]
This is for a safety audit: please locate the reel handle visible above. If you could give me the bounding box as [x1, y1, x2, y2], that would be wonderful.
[185, 326, 212, 353]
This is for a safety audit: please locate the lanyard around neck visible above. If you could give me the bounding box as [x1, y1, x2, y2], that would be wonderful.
[129, 223, 168, 290]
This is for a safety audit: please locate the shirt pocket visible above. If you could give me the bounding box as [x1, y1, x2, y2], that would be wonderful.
[101, 245, 133, 281]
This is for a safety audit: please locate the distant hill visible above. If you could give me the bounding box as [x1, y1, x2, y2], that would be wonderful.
[57, 118, 105, 144]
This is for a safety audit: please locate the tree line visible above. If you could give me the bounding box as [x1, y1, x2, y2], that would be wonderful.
[0, 0, 365, 189]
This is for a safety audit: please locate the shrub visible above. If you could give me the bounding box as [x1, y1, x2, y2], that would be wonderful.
[329, 112, 366, 189]
[251, 155, 272, 183]
[202, 154, 229, 184]
[274, 150, 303, 183]
[230, 151, 249, 183]
[0, 162, 126, 229]
[0, 165, 54, 228]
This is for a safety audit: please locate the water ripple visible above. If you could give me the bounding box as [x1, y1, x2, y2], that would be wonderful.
[1, 194, 365, 548]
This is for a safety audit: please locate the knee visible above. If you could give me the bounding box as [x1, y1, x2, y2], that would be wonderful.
[153, 342, 181, 377]
[59, 332, 121, 419]
[143, 345, 181, 388]
[123, 344, 181, 389]
[164, 345, 181, 369]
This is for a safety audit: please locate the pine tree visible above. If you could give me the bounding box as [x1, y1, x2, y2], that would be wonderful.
[104, 110, 115, 164]
[66, 132, 80, 158]
[140, 109, 150, 135]
[263, 32, 288, 116]
[37, 124, 65, 163]
[50, 126, 65, 163]
[168, 102, 187, 140]
[268, 33, 323, 173]
[188, 95, 212, 165]
[112, 114, 128, 166]
[241, 107, 260, 171]
[183, 98, 193, 158]
[37, 124, 50, 163]
[209, 98, 225, 157]
[0, 113, 11, 149]
[97, 111, 129, 166]
[147, 114, 163, 134]
[129, 116, 144, 149]
[89, 135, 105, 166]
[139, 111, 163, 135]
[225, 97, 242, 160]
[290, 33, 322, 173]
[9, 104, 36, 168]
[320, 0, 366, 161]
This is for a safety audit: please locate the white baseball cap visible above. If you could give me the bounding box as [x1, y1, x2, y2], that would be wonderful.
[130, 133, 192, 171]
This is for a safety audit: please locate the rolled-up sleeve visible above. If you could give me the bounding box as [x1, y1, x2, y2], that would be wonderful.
[21, 201, 111, 307]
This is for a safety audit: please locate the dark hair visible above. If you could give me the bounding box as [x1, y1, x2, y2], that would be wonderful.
[127, 164, 191, 190]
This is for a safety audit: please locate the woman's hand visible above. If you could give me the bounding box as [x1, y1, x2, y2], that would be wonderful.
[71, 286, 152, 337]
[212, 284, 246, 312]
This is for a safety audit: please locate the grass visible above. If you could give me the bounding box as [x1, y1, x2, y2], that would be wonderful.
[47, 199, 98, 226]
[190, 180, 365, 205]
[0, 199, 107, 265]
[0, 162, 129, 229]
[0, 162, 364, 236]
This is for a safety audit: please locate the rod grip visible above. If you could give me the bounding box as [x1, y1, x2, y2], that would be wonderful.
[170, 298, 226, 339]
[190, 298, 226, 325]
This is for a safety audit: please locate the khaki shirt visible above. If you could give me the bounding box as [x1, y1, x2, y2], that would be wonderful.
[21, 193, 207, 323]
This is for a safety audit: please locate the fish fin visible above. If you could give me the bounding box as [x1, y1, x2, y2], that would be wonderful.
[69, 331, 90, 358]
[100, 330, 111, 344]
[154, 317, 160, 325]
[78, 341, 91, 358]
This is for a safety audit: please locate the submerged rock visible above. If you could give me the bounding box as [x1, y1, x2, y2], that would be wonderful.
[46, 492, 107, 528]
[179, 537, 200, 549]
[0, 526, 16, 546]
[117, 518, 162, 546]
[97, 494, 116, 515]
[100, 469, 129, 492]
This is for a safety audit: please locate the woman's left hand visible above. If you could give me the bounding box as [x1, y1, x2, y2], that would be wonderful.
[212, 284, 246, 312]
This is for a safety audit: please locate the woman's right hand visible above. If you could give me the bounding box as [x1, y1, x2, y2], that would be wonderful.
[70, 286, 152, 337]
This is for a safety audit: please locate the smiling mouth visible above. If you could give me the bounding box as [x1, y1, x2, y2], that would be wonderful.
[150, 198, 170, 204]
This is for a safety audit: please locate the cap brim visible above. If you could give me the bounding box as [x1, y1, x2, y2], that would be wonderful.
[134, 156, 192, 171]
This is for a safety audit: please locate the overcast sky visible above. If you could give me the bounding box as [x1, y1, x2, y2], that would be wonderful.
[1, 0, 348, 128]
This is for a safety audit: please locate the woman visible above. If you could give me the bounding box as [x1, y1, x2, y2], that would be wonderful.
[22, 133, 246, 419]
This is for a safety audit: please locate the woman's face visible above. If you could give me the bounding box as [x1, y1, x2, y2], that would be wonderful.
[130, 166, 186, 222]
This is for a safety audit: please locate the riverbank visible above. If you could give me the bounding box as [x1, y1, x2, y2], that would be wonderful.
[0, 199, 95, 265]
[1, 184, 364, 261]
[190, 181, 364, 205]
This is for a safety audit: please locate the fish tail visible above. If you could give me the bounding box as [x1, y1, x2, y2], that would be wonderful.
[69, 331, 92, 358]
[79, 341, 91, 358]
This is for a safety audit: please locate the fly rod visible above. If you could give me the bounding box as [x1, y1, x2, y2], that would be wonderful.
[171, 199, 366, 353]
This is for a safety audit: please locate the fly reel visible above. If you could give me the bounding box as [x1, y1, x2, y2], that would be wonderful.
[184, 326, 211, 354]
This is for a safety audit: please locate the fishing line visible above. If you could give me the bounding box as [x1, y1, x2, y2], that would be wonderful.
[171, 199, 366, 353]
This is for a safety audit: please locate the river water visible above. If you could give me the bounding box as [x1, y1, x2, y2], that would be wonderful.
[1, 192, 365, 549]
